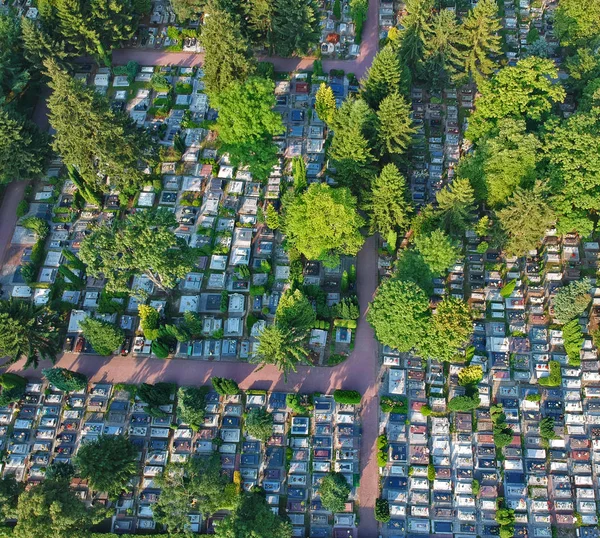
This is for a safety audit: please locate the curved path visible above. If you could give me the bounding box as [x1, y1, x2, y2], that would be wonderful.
[5, 234, 382, 536]
[113, 0, 380, 78]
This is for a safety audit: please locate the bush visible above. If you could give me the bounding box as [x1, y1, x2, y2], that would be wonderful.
[380, 396, 407, 413]
[500, 279, 517, 298]
[472, 478, 480, 496]
[245, 408, 273, 441]
[319, 472, 351, 512]
[562, 319, 583, 366]
[16, 200, 29, 218]
[376, 434, 388, 466]
[538, 360, 562, 387]
[448, 394, 480, 412]
[211, 377, 240, 395]
[0, 373, 27, 406]
[525, 393, 541, 402]
[539, 416, 555, 439]
[327, 353, 347, 366]
[457, 365, 484, 386]
[80, 318, 124, 356]
[333, 389, 361, 405]
[176, 386, 209, 429]
[374, 498, 390, 522]
[286, 393, 313, 413]
[427, 464, 435, 481]
[138, 304, 160, 339]
[42, 368, 88, 392]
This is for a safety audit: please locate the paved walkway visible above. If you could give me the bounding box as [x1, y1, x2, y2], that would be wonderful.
[4, 234, 382, 536]
[113, 0, 379, 78]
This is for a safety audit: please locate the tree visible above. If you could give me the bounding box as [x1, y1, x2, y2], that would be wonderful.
[276, 289, 316, 332]
[291, 156, 307, 191]
[362, 45, 410, 109]
[315, 83, 336, 125]
[0, 373, 27, 406]
[364, 163, 411, 236]
[422, 9, 461, 88]
[42, 367, 88, 392]
[396, 250, 433, 295]
[253, 324, 311, 378]
[177, 386, 209, 430]
[495, 508, 516, 527]
[375, 498, 391, 522]
[46, 59, 156, 194]
[555, 0, 600, 47]
[376, 92, 416, 156]
[170, 0, 204, 21]
[420, 297, 473, 361]
[45, 461, 75, 482]
[0, 108, 50, 185]
[539, 416, 555, 439]
[271, 0, 321, 57]
[456, 0, 501, 85]
[467, 57, 566, 141]
[243, 0, 274, 47]
[211, 377, 240, 395]
[0, 299, 63, 369]
[0, 475, 23, 521]
[435, 177, 476, 236]
[367, 279, 430, 352]
[75, 435, 137, 497]
[212, 77, 283, 180]
[497, 187, 556, 257]
[80, 317, 124, 355]
[155, 454, 238, 534]
[265, 204, 280, 229]
[458, 365, 484, 386]
[138, 382, 176, 415]
[552, 278, 591, 323]
[545, 108, 600, 236]
[12, 478, 106, 538]
[414, 229, 459, 275]
[245, 408, 274, 441]
[214, 491, 292, 538]
[79, 208, 196, 294]
[283, 183, 364, 267]
[200, 0, 253, 96]
[399, 0, 434, 77]
[448, 394, 480, 412]
[479, 119, 541, 207]
[319, 472, 351, 512]
[329, 97, 376, 195]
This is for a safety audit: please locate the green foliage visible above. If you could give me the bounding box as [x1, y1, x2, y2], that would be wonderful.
[253, 324, 311, 380]
[319, 472, 351, 512]
[265, 204, 280, 229]
[396, 250, 434, 296]
[376, 92, 416, 157]
[138, 304, 160, 339]
[80, 317, 124, 355]
[245, 408, 274, 441]
[458, 365, 483, 386]
[472, 479, 480, 496]
[500, 279, 517, 298]
[332, 297, 360, 320]
[333, 0, 341, 19]
[414, 230, 460, 275]
[0, 475, 23, 521]
[448, 394, 480, 412]
[563, 319, 584, 366]
[211, 377, 240, 395]
[21, 216, 49, 239]
[276, 289, 316, 333]
[212, 77, 283, 180]
[291, 156, 307, 192]
[555, 0, 600, 46]
[16, 200, 29, 217]
[553, 279, 591, 323]
[422, 9, 461, 89]
[283, 183, 364, 267]
[0, 373, 27, 406]
[79, 209, 196, 294]
[75, 435, 137, 497]
[539, 416, 556, 439]
[364, 163, 411, 236]
[380, 396, 408, 413]
[0, 299, 63, 369]
[286, 393, 313, 414]
[427, 464, 435, 481]
[436, 177, 476, 237]
[151, 339, 170, 358]
[376, 434, 389, 466]
[315, 83, 336, 125]
[271, 0, 321, 57]
[367, 278, 430, 352]
[374, 498, 391, 522]
[538, 360, 562, 387]
[363, 45, 410, 109]
[333, 389, 361, 404]
[525, 393, 541, 402]
[138, 382, 176, 416]
[42, 367, 88, 392]
[495, 508, 516, 527]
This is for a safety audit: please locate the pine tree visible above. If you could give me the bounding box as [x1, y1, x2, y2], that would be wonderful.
[243, 0, 274, 48]
[292, 156, 307, 191]
[422, 9, 461, 89]
[200, 0, 254, 96]
[46, 59, 157, 194]
[398, 0, 434, 78]
[315, 83, 336, 125]
[364, 164, 411, 236]
[21, 17, 75, 73]
[363, 45, 410, 109]
[376, 92, 416, 156]
[271, 0, 321, 57]
[435, 177, 476, 237]
[457, 0, 502, 85]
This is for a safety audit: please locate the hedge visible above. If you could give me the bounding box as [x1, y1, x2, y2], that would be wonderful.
[376, 434, 388, 466]
[333, 389, 361, 404]
[211, 377, 240, 395]
[374, 498, 391, 522]
[333, 319, 357, 329]
[538, 360, 562, 387]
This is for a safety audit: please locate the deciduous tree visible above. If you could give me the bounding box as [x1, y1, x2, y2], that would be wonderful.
[555, 0, 600, 47]
[319, 472, 351, 512]
[414, 229, 460, 275]
[245, 408, 274, 441]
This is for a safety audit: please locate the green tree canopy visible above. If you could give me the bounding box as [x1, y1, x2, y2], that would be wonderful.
[367, 278, 430, 351]
[253, 324, 311, 378]
[42, 367, 88, 392]
[555, 0, 600, 47]
[467, 57, 566, 141]
[283, 183, 365, 267]
[213, 77, 283, 180]
[458, 365, 484, 386]
[271, 0, 321, 57]
[362, 45, 410, 109]
[80, 317, 124, 355]
[46, 59, 157, 194]
[0, 475, 23, 521]
[12, 477, 106, 538]
[315, 83, 336, 125]
[399, 0, 434, 77]
[276, 289, 316, 332]
[422, 9, 461, 88]
[496, 187, 556, 257]
[414, 229, 460, 275]
[200, 0, 253, 96]
[75, 435, 138, 497]
[376, 92, 416, 156]
[170, 0, 204, 21]
[214, 491, 292, 538]
[319, 472, 351, 512]
[435, 177, 476, 236]
[177, 386, 209, 430]
[456, 0, 501, 85]
[396, 250, 434, 295]
[364, 163, 411, 236]
[245, 407, 274, 441]
[552, 278, 591, 323]
[78, 208, 197, 294]
[420, 297, 473, 361]
[0, 299, 63, 369]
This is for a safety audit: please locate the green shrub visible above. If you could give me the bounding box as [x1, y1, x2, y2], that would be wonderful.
[448, 394, 480, 412]
[211, 377, 240, 395]
[427, 464, 435, 481]
[538, 360, 562, 387]
[42, 368, 87, 392]
[286, 393, 312, 413]
[562, 319, 583, 366]
[374, 499, 390, 522]
[472, 479, 480, 495]
[16, 200, 29, 218]
[500, 279, 517, 298]
[380, 396, 407, 413]
[376, 434, 388, 466]
[327, 353, 347, 366]
[525, 393, 541, 402]
[80, 318, 124, 355]
[333, 389, 361, 405]
[151, 339, 170, 358]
